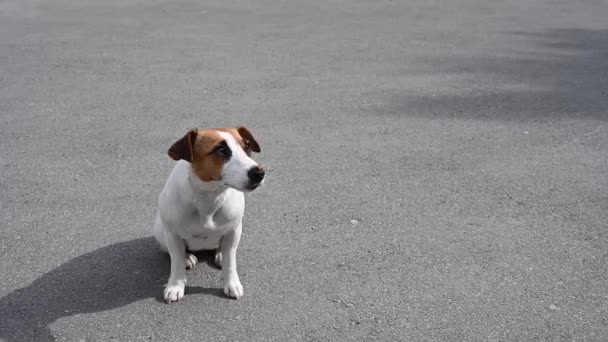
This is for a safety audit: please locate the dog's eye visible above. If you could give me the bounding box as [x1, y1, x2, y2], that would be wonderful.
[213, 140, 232, 159]
[216, 146, 228, 157]
[213, 141, 232, 159]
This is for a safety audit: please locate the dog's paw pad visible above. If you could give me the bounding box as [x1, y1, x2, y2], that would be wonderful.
[214, 251, 222, 268]
[224, 280, 244, 300]
[185, 253, 198, 270]
[163, 284, 185, 303]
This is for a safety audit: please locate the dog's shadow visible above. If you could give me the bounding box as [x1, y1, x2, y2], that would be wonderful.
[0, 237, 224, 342]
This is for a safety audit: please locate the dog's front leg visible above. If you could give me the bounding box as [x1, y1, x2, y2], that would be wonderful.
[163, 229, 187, 303]
[222, 222, 244, 299]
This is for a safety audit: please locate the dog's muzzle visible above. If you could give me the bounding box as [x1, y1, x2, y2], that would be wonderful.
[247, 166, 265, 189]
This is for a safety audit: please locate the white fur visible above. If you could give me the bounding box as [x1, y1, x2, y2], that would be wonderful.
[218, 131, 260, 191]
[152, 133, 260, 302]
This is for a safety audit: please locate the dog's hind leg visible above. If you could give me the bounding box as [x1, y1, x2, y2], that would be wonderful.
[155, 213, 198, 269]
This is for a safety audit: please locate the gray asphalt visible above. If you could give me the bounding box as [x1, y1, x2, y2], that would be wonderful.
[1, 0, 607, 341]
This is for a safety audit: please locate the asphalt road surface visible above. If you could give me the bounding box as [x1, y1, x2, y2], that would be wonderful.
[1, 1, 607, 341]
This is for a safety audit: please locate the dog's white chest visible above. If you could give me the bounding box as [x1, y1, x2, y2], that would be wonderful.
[179, 212, 225, 236]
[185, 234, 221, 251]
[178, 213, 223, 250]
[181, 208, 237, 251]
[181, 190, 244, 235]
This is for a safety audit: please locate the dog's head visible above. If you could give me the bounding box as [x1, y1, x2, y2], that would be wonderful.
[168, 127, 264, 192]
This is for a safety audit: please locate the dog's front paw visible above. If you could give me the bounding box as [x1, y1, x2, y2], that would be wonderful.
[164, 283, 185, 303]
[224, 279, 244, 299]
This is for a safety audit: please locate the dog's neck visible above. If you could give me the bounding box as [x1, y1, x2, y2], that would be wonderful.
[187, 166, 229, 214]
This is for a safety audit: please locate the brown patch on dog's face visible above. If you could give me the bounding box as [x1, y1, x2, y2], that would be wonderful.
[190, 129, 230, 182]
[205, 127, 260, 154]
[210, 127, 261, 155]
[168, 127, 261, 183]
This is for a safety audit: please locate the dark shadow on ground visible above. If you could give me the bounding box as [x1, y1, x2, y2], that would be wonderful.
[0, 238, 224, 342]
[361, 29, 608, 120]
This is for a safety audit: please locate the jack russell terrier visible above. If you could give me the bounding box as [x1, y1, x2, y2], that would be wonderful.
[152, 127, 265, 303]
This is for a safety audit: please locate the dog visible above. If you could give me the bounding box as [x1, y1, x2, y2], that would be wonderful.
[152, 126, 265, 303]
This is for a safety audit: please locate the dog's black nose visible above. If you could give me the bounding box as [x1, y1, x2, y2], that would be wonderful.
[248, 166, 265, 184]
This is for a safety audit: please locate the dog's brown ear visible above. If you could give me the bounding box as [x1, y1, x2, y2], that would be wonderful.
[168, 130, 197, 162]
[237, 126, 261, 153]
